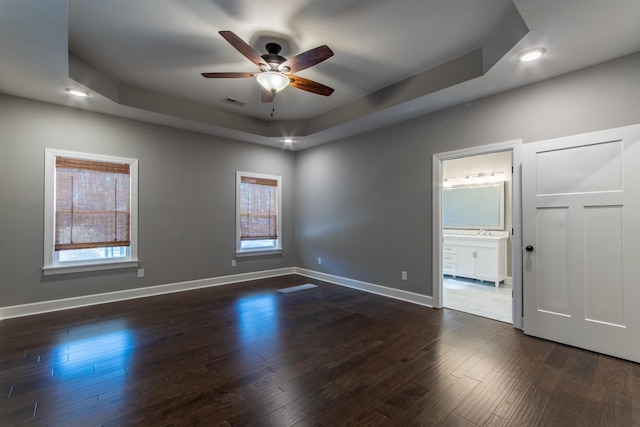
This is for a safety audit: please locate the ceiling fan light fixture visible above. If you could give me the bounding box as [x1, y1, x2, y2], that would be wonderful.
[256, 71, 290, 93]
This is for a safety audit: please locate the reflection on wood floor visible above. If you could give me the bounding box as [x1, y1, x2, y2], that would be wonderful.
[0, 274, 637, 426]
[444, 276, 512, 323]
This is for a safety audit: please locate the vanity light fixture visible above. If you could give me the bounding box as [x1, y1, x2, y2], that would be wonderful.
[446, 171, 504, 186]
[517, 48, 546, 63]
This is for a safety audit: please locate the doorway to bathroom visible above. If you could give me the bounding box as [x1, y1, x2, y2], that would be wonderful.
[432, 140, 523, 328]
[442, 151, 513, 323]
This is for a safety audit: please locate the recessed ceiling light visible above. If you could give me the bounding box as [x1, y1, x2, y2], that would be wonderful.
[65, 87, 89, 97]
[282, 138, 295, 143]
[517, 48, 546, 63]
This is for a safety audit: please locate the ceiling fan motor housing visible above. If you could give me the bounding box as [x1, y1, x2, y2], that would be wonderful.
[262, 43, 286, 70]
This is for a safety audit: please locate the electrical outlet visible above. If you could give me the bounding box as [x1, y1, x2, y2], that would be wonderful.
[137, 268, 144, 278]
[318, 257, 322, 265]
[401, 271, 407, 281]
[231, 259, 236, 267]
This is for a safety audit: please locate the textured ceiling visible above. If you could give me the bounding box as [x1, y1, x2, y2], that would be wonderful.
[1, 0, 640, 150]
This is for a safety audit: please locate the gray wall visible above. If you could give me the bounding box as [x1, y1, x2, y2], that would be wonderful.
[0, 96, 296, 306]
[2, 52, 639, 308]
[294, 52, 640, 297]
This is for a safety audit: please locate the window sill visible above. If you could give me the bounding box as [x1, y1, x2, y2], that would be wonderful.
[235, 248, 282, 258]
[43, 259, 139, 276]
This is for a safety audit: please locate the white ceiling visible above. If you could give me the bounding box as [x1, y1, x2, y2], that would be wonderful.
[1, 0, 639, 150]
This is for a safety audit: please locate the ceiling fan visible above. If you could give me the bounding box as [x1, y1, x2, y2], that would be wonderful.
[202, 31, 334, 103]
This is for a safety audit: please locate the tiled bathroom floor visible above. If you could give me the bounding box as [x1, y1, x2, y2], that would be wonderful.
[443, 276, 512, 323]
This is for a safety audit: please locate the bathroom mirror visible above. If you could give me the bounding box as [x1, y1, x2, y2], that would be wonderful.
[442, 181, 504, 230]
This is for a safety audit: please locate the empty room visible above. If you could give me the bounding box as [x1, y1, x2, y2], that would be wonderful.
[1, 1, 640, 425]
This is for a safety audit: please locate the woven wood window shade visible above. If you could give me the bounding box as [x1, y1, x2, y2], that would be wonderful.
[55, 157, 131, 251]
[240, 176, 278, 241]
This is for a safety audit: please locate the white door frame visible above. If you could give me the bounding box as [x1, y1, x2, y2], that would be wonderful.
[432, 139, 523, 329]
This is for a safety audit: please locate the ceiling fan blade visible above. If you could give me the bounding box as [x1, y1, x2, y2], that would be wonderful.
[201, 72, 257, 78]
[261, 88, 276, 103]
[289, 75, 334, 96]
[280, 45, 334, 74]
[219, 30, 266, 69]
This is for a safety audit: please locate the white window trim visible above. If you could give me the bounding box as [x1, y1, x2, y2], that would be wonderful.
[43, 149, 139, 275]
[236, 171, 282, 257]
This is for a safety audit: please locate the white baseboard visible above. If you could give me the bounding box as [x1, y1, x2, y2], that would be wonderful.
[295, 268, 434, 308]
[0, 268, 295, 320]
[0, 267, 434, 321]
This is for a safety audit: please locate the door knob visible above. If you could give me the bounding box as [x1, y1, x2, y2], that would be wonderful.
[525, 245, 534, 252]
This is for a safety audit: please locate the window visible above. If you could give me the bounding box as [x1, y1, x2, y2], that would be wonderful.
[236, 172, 282, 256]
[44, 149, 138, 274]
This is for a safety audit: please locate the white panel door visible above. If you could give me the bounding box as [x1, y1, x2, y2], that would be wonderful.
[522, 124, 640, 363]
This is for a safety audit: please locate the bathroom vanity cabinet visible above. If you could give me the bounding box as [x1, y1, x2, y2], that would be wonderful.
[443, 234, 508, 287]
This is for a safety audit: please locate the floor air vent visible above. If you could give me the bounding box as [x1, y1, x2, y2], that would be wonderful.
[277, 284, 318, 294]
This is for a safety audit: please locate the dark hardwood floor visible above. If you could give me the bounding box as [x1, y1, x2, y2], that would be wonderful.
[1, 275, 638, 426]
